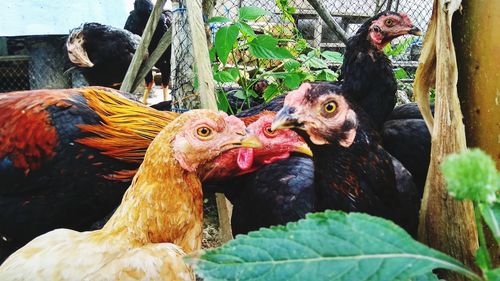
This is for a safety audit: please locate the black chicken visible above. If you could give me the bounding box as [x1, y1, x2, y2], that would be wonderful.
[124, 0, 172, 103]
[66, 23, 141, 88]
[340, 11, 422, 129]
[272, 82, 419, 235]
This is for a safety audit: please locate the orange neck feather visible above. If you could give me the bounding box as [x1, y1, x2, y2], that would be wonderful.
[100, 128, 203, 253]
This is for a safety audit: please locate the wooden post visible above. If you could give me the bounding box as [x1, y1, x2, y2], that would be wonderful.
[185, 0, 233, 242]
[305, 0, 348, 43]
[454, 0, 500, 266]
[414, 0, 479, 279]
[120, 0, 166, 93]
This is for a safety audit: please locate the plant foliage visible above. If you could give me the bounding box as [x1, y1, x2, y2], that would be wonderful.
[190, 211, 480, 281]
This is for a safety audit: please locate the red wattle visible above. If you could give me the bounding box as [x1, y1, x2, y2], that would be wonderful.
[237, 148, 254, 171]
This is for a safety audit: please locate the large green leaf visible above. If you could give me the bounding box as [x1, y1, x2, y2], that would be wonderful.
[235, 22, 256, 38]
[262, 83, 280, 102]
[190, 211, 480, 281]
[480, 202, 500, 244]
[321, 51, 344, 63]
[215, 24, 239, 65]
[216, 90, 230, 112]
[238, 6, 270, 21]
[213, 69, 238, 83]
[248, 35, 294, 59]
[283, 73, 301, 89]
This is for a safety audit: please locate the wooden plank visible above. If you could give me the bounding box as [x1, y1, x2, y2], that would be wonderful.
[304, 0, 348, 43]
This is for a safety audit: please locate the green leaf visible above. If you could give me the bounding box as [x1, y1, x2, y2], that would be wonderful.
[475, 246, 490, 272]
[213, 70, 238, 83]
[209, 16, 232, 23]
[480, 202, 500, 244]
[321, 51, 344, 63]
[233, 89, 246, 100]
[283, 73, 301, 89]
[248, 35, 294, 59]
[263, 83, 280, 102]
[191, 211, 480, 281]
[412, 273, 444, 281]
[238, 6, 270, 21]
[216, 91, 229, 112]
[215, 24, 239, 65]
[209, 47, 216, 62]
[394, 67, 409, 80]
[284, 59, 301, 72]
[485, 268, 500, 281]
[316, 69, 339, 82]
[304, 56, 328, 69]
[235, 22, 256, 38]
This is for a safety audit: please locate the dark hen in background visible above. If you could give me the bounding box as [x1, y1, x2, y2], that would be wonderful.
[124, 0, 172, 103]
[272, 82, 419, 236]
[66, 23, 140, 88]
[338, 11, 430, 193]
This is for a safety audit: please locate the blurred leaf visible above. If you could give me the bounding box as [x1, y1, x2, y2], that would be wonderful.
[412, 273, 444, 281]
[233, 89, 246, 100]
[209, 47, 216, 62]
[475, 247, 490, 273]
[284, 59, 301, 72]
[191, 211, 478, 281]
[441, 148, 499, 204]
[209, 16, 232, 23]
[485, 268, 500, 281]
[215, 24, 239, 65]
[283, 73, 301, 89]
[394, 68, 409, 80]
[216, 91, 229, 112]
[321, 51, 344, 63]
[480, 202, 500, 244]
[248, 35, 294, 59]
[235, 22, 256, 38]
[316, 69, 338, 82]
[238, 6, 270, 21]
[263, 83, 280, 102]
[213, 70, 238, 83]
[305, 56, 328, 69]
[247, 89, 258, 98]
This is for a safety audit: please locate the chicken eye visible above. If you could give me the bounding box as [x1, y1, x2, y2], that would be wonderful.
[196, 127, 212, 138]
[385, 19, 394, 27]
[263, 126, 278, 137]
[323, 101, 337, 114]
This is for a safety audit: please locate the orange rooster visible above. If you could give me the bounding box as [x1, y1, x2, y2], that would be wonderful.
[0, 109, 261, 280]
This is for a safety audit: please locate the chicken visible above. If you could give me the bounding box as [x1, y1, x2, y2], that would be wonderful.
[338, 12, 430, 193]
[0, 110, 261, 280]
[272, 82, 419, 235]
[124, 0, 172, 103]
[339, 11, 421, 130]
[66, 23, 141, 88]
[0, 87, 308, 260]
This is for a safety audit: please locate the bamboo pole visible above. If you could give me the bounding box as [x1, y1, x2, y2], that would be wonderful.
[454, 0, 500, 266]
[414, 0, 479, 279]
[120, 0, 166, 93]
[132, 29, 172, 92]
[305, 0, 348, 43]
[185, 0, 233, 242]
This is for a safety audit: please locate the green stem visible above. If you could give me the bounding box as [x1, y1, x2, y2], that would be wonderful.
[474, 202, 493, 272]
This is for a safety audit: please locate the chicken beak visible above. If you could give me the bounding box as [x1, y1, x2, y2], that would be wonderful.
[271, 106, 301, 131]
[240, 135, 262, 149]
[408, 27, 422, 36]
[293, 143, 313, 157]
[68, 43, 94, 67]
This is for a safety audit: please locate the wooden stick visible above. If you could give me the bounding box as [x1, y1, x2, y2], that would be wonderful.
[185, 0, 232, 242]
[305, 0, 348, 43]
[120, 0, 166, 93]
[132, 29, 172, 92]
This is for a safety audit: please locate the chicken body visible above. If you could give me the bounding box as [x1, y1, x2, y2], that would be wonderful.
[0, 110, 258, 280]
